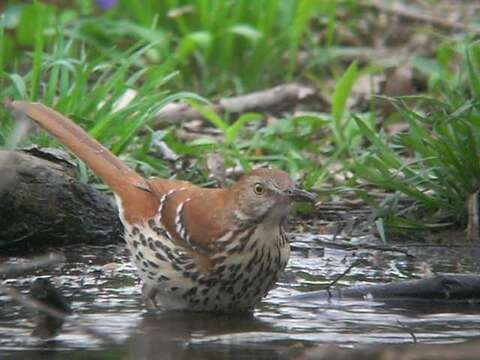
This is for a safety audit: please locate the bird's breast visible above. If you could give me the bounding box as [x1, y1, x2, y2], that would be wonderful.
[197, 223, 290, 311]
[121, 209, 290, 312]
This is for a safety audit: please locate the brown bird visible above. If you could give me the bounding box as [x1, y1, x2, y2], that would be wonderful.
[8, 101, 315, 312]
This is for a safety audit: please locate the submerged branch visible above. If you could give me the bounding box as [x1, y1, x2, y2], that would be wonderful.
[0, 283, 115, 343]
[0, 253, 65, 275]
[292, 274, 480, 303]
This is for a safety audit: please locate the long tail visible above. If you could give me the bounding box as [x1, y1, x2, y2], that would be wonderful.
[8, 101, 158, 223]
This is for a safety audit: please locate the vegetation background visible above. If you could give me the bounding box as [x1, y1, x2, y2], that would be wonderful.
[1, 0, 480, 239]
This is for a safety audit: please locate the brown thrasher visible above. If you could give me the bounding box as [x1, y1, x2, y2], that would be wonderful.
[8, 101, 315, 312]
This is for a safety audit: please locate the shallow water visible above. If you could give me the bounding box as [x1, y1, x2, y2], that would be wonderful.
[1, 235, 480, 359]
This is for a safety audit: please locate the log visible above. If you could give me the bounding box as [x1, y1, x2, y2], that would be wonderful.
[154, 83, 321, 126]
[0, 148, 122, 250]
[292, 274, 480, 303]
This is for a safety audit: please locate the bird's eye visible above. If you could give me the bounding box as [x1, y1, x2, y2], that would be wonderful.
[253, 183, 265, 195]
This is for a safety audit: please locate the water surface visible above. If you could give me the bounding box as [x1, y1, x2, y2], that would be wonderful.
[1, 235, 479, 359]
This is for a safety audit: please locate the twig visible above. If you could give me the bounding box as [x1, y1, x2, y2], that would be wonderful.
[397, 320, 418, 343]
[0, 283, 116, 343]
[0, 253, 66, 275]
[325, 260, 358, 298]
[331, 222, 345, 242]
[363, 0, 480, 34]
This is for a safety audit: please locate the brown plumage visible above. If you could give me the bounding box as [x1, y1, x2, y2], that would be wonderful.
[8, 101, 315, 312]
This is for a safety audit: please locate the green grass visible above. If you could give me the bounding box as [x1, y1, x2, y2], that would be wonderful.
[1, 30, 205, 181]
[2, 0, 334, 95]
[349, 42, 480, 230]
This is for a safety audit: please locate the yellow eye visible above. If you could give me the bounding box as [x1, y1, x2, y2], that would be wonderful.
[253, 183, 265, 195]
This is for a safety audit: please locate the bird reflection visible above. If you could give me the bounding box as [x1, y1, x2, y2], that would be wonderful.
[126, 311, 295, 360]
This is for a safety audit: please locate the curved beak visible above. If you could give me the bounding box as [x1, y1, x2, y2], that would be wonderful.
[285, 188, 316, 203]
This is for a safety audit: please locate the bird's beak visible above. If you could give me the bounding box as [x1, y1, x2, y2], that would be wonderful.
[285, 188, 316, 203]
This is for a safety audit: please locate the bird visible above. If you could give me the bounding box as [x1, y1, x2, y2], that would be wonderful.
[8, 101, 315, 312]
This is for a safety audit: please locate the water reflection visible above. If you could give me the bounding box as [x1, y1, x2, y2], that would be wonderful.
[126, 312, 297, 360]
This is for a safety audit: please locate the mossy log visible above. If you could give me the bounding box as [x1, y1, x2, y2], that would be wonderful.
[0, 148, 122, 251]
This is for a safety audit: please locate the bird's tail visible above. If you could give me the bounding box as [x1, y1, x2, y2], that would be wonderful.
[7, 101, 158, 223]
